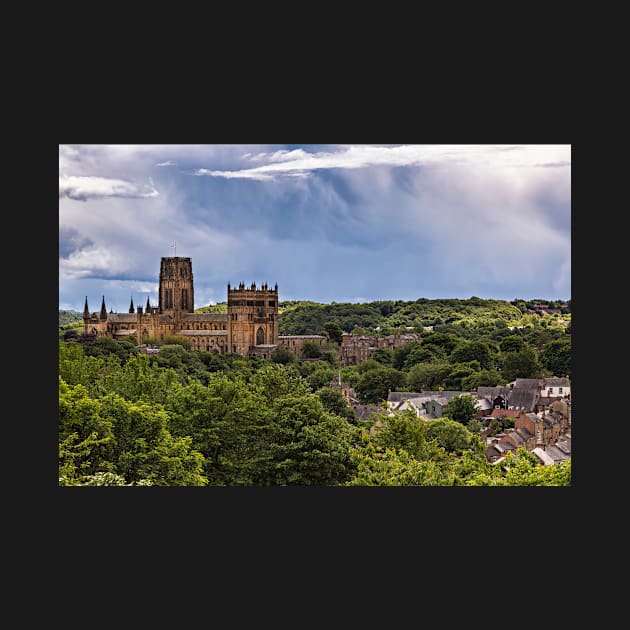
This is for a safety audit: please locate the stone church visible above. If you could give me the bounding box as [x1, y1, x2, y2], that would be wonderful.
[83, 256, 325, 359]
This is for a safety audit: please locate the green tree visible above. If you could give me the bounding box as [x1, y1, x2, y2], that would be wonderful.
[307, 366, 336, 391]
[323, 321, 344, 344]
[317, 387, 356, 422]
[258, 395, 358, 485]
[443, 395, 477, 426]
[301, 341, 322, 359]
[461, 369, 504, 391]
[347, 446, 452, 486]
[355, 367, 407, 404]
[539, 338, 571, 377]
[500, 335, 525, 353]
[372, 348, 394, 366]
[406, 362, 451, 391]
[450, 340, 492, 369]
[271, 346, 297, 364]
[425, 418, 471, 453]
[502, 347, 542, 381]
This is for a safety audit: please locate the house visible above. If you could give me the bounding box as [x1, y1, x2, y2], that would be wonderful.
[542, 377, 570, 399]
[532, 437, 571, 465]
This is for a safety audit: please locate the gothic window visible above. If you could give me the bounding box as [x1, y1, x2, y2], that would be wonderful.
[256, 327, 265, 345]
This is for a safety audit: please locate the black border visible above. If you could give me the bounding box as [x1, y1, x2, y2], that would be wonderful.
[50, 94, 578, 560]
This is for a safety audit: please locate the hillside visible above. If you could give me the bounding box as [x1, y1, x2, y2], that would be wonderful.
[276, 297, 526, 336]
[59, 310, 83, 326]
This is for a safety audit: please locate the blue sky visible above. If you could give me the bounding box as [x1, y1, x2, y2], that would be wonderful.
[59, 144, 571, 312]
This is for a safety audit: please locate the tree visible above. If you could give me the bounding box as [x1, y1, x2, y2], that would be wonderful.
[347, 446, 453, 486]
[407, 362, 450, 391]
[317, 387, 356, 422]
[425, 418, 471, 453]
[539, 338, 571, 377]
[323, 321, 344, 345]
[502, 347, 542, 381]
[307, 366, 336, 391]
[500, 335, 525, 353]
[355, 367, 407, 404]
[443, 395, 477, 426]
[271, 346, 296, 364]
[445, 364, 477, 390]
[402, 345, 436, 370]
[372, 348, 393, 366]
[461, 369, 504, 391]
[257, 396, 359, 485]
[450, 340, 492, 369]
[302, 341, 323, 359]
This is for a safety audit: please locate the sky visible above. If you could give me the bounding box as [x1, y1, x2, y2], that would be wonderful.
[59, 144, 571, 312]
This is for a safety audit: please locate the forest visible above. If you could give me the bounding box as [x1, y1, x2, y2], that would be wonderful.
[58, 296, 570, 486]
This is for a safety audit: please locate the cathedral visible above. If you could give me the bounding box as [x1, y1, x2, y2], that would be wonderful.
[83, 256, 325, 359]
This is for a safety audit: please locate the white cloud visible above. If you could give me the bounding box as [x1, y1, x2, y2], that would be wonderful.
[59, 174, 159, 201]
[156, 160, 176, 167]
[197, 145, 571, 181]
[60, 245, 128, 279]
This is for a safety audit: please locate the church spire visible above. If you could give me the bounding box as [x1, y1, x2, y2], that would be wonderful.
[83, 296, 90, 318]
[129, 296, 135, 313]
[100, 295, 107, 320]
[146, 295, 151, 312]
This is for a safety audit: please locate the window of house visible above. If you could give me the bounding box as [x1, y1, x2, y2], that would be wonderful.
[559, 387, 563, 394]
[548, 387, 553, 394]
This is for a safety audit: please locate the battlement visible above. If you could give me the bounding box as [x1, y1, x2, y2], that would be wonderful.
[227, 282, 278, 294]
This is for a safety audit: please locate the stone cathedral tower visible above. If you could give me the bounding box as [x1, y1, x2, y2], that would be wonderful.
[159, 257, 194, 317]
[227, 281, 279, 355]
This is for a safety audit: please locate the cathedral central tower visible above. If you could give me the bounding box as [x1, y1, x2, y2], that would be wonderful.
[227, 282, 279, 354]
[159, 257, 194, 316]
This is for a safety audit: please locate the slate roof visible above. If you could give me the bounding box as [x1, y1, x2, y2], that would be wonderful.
[555, 439, 571, 455]
[536, 397, 554, 406]
[387, 392, 422, 403]
[532, 448, 555, 465]
[353, 405, 382, 420]
[485, 446, 502, 461]
[512, 378, 543, 390]
[516, 427, 533, 440]
[507, 389, 538, 411]
[544, 377, 570, 387]
[545, 445, 570, 462]
[502, 431, 524, 446]
[476, 386, 511, 399]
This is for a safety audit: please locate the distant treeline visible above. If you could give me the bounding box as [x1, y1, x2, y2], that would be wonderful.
[59, 310, 83, 327]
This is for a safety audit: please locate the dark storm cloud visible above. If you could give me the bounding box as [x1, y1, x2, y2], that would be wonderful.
[59, 227, 94, 258]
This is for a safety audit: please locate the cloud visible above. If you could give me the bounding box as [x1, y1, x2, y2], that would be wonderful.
[156, 160, 176, 167]
[196, 145, 571, 181]
[59, 175, 159, 201]
[59, 226, 94, 258]
[59, 144, 570, 311]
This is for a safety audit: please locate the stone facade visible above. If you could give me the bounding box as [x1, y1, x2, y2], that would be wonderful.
[83, 256, 324, 359]
[339, 332, 421, 366]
